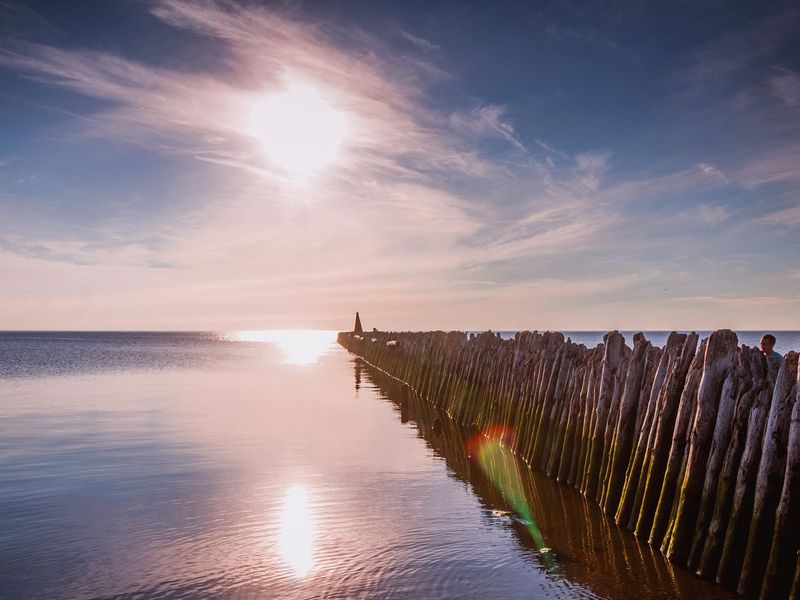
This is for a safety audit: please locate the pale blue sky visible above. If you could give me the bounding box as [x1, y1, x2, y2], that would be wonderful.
[1, 0, 798, 330]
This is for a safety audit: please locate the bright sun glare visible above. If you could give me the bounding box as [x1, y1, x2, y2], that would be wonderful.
[278, 484, 315, 577]
[250, 81, 349, 179]
[234, 330, 336, 365]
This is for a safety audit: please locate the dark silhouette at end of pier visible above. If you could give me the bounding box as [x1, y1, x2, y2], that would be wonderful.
[353, 311, 363, 334]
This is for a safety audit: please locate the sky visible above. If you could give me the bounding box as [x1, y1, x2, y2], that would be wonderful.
[0, 0, 798, 331]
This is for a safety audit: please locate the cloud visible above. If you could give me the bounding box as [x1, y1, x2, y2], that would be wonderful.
[770, 67, 800, 106]
[397, 28, 440, 52]
[0, 0, 54, 39]
[678, 204, 730, 226]
[755, 203, 800, 226]
[534, 139, 568, 159]
[0, 234, 170, 267]
[735, 144, 800, 190]
[696, 162, 729, 183]
[671, 7, 798, 96]
[676, 294, 800, 307]
[666, 8, 800, 198]
[572, 151, 611, 192]
[449, 104, 526, 152]
[2, 0, 799, 329]
[533, 14, 630, 57]
[0, 2, 475, 182]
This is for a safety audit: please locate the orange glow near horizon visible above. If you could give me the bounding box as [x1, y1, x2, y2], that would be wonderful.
[249, 80, 349, 180]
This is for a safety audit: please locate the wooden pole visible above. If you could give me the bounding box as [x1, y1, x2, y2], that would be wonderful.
[739, 352, 798, 597]
[666, 329, 738, 565]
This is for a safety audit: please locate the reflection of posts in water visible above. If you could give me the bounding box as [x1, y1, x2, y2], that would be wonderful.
[354, 360, 362, 391]
[359, 358, 736, 600]
[467, 425, 555, 569]
[400, 394, 409, 423]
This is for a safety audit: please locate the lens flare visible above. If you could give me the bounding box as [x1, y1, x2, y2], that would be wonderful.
[466, 425, 555, 567]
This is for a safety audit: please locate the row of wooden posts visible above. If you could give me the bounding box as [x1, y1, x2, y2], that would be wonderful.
[338, 329, 800, 600]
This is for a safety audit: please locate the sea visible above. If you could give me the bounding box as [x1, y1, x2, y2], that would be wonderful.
[1, 329, 789, 599]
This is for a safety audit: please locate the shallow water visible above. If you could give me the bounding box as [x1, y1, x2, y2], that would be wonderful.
[1, 331, 740, 599]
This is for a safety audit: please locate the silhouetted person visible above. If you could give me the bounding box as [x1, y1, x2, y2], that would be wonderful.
[760, 333, 782, 359]
[761, 333, 782, 379]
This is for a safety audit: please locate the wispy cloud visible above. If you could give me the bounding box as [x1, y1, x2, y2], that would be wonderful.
[755, 203, 800, 226]
[1, 0, 799, 329]
[678, 203, 730, 226]
[0, 2, 477, 182]
[667, 8, 800, 199]
[450, 104, 526, 152]
[0, 234, 171, 268]
[770, 67, 800, 106]
[397, 28, 440, 52]
[675, 294, 800, 307]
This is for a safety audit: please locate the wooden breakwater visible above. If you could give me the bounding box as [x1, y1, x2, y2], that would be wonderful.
[338, 329, 800, 600]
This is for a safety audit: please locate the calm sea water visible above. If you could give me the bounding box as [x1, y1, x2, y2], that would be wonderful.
[0, 331, 760, 599]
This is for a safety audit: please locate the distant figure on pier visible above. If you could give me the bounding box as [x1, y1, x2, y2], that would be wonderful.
[354, 312, 363, 334]
[760, 333, 782, 359]
[760, 333, 782, 378]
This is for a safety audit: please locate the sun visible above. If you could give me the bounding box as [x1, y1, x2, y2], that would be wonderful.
[249, 81, 349, 179]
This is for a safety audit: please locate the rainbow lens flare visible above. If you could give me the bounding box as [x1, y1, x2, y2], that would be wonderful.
[466, 425, 555, 568]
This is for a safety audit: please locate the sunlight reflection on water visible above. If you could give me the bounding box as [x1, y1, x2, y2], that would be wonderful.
[278, 485, 315, 577]
[0, 331, 743, 600]
[233, 330, 337, 365]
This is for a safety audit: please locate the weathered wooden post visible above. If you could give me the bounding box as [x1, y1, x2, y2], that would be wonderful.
[602, 334, 650, 516]
[584, 331, 626, 500]
[716, 380, 772, 587]
[632, 333, 697, 538]
[615, 335, 676, 529]
[598, 343, 631, 499]
[696, 349, 756, 578]
[760, 366, 800, 600]
[789, 550, 800, 600]
[739, 352, 798, 597]
[647, 340, 705, 547]
[687, 360, 743, 568]
[666, 329, 738, 564]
